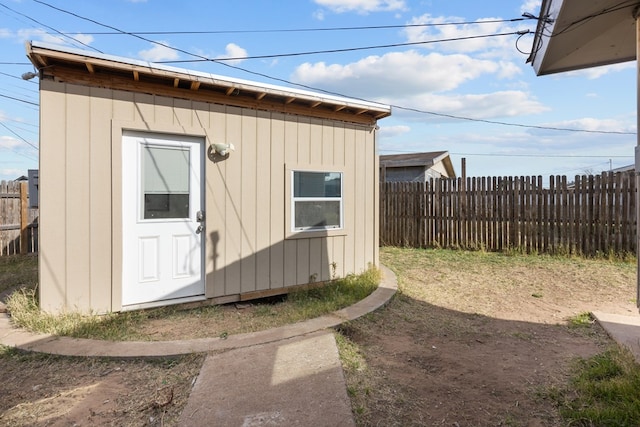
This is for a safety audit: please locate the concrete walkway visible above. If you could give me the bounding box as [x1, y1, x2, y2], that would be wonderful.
[592, 310, 640, 363]
[0, 265, 398, 426]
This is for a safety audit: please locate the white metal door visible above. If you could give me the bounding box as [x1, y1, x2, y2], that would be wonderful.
[122, 131, 204, 308]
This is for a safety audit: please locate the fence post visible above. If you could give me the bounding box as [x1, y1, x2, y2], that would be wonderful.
[20, 181, 28, 255]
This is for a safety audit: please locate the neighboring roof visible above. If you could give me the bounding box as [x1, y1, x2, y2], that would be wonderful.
[380, 151, 456, 177]
[528, 0, 637, 75]
[26, 41, 391, 125]
[610, 164, 634, 173]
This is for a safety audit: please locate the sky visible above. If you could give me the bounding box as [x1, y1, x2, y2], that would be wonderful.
[0, 0, 637, 182]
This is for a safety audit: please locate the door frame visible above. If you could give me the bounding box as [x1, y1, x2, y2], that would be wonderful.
[119, 129, 206, 311]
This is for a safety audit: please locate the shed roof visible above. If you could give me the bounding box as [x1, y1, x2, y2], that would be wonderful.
[528, 0, 637, 75]
[26, 41, 391, 125]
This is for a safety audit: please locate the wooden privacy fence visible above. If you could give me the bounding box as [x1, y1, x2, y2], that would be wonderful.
[380, 173, 637, 256]
[0, 180, 38, 256]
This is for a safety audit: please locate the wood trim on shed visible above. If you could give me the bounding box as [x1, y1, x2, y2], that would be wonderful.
[26, 41, 391, 126]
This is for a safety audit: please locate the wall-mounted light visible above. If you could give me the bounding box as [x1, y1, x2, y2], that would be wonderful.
[21, 71, 38, 80]
[211, 142, 235, 156]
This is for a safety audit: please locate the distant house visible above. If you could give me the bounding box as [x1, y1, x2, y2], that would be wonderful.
[380, 151, 456, 182]
[609, 164, 634, 174]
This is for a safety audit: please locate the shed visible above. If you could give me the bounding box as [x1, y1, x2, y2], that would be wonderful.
[528, 0, 639, 310]
[380, 151, 456, 182]
[26, 41, 391, 313]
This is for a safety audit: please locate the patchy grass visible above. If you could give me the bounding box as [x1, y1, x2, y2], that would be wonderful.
[547, 346, 640, 426]
[568, 312, 595, 329]
[4, 266, 380, 341]
[0, 344, 204, 426]
[0, 255, 37, 295]
[336, 247, 637, 426]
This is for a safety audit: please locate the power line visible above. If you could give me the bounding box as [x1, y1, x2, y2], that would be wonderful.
[0, 70, 39, 84]
[56, 17, 535, 36]
[449, 152, 632, 158]
[20, 1, 639, 137]
[380, 149, 633, 159]
[392, 105, 637, 135]
[0, 93, 39, 106]
[0, 0, 101, 53]
[159, 31, 528, 63]
[0, 122, 39, 151]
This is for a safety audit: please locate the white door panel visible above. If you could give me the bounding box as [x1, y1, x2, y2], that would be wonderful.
[122, 132, 204, 307]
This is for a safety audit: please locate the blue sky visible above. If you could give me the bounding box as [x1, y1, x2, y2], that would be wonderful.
[0, 0, 636, 182]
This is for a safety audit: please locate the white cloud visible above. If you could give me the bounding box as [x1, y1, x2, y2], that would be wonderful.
[379, 125, 410, 139]
[390, 91, 548, 121]
[215, 43, 248, 65]
[520, 0, 542, 15]
[564, 62, 635, 80]
[314, 0, 406, 14]
[0, 169, 26, 180]
[0, 136, 21, 150]
[12, 28, 93, 47]
[138, 42, 179, 62]
[293, 50, 500, 98]
[540, 117, 635, 133]
[403, 14, 521, 57]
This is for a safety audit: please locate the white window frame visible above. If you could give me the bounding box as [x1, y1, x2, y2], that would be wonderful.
[290, 170, 343, 232]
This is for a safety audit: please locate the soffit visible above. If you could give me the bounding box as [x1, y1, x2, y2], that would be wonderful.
[529, 0, 638, 75]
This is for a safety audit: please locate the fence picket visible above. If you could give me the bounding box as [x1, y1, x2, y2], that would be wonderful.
[380, 172, 636, 257]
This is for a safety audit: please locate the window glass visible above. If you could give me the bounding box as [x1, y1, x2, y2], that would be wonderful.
[292, 171, 342, 231]
[143, 146, 190, 219]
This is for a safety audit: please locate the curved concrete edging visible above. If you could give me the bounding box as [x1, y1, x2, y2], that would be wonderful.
[0, 265, 397, 358]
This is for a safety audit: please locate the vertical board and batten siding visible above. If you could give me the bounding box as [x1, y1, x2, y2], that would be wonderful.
[39, 79, 378, 313]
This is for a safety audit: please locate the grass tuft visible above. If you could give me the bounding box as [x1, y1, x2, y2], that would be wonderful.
[548, 346, 640, 426]
[568, 312, 594, 329]
[4, 266, 380, 341]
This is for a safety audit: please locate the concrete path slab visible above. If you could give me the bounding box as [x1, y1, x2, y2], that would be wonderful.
[592, 311, 640, 363]
[178, 330, 355, 427]
[1, 266, 398, 426]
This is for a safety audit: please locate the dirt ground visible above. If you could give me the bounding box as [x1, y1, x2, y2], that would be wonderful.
[0, 249, 637, 426]
[340, 249, 638, 426]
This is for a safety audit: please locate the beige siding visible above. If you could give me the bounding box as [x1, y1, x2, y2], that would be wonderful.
[39, 82, 67, 313]
[39, 80, 380, 313]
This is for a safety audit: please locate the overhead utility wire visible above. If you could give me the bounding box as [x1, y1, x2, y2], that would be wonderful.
[379, 149, 632, 159]
[0, 93, 39, 106]
[0, 122, 38, 151]
[27, 1, 635, 136]
[60, 17, 536, 36]
[392, 105, 636, 135]
[159, 31, 528, 63]
[0, 1, 101, 53]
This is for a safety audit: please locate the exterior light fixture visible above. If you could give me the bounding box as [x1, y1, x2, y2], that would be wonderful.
[21, 71, 38, 80]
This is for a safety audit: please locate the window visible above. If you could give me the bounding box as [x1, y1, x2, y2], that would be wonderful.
[292, 171, 343, 231]
[142, 145, 190, 219]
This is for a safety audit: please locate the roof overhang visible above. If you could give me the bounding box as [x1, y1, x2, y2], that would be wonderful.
[26, 41, 391, 125]
[528, 0, 638, 75]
